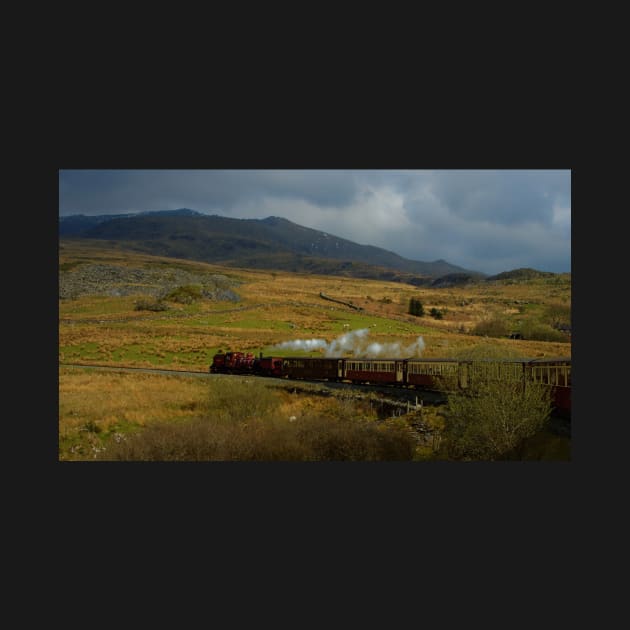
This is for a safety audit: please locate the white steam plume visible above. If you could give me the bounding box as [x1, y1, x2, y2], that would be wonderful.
[272, 328, 425, 358]
[273, 338, 328, 351]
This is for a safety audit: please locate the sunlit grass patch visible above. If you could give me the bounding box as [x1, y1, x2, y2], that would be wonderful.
[59, 368, 214, 460]
[59, 295, 143, 318]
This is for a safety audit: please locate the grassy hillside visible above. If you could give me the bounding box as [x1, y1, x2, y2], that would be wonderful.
[58, 240, 571, 461]
[60, 240, 570, 370]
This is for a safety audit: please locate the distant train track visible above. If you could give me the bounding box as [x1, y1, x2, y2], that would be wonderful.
[59, 362, 210, 377]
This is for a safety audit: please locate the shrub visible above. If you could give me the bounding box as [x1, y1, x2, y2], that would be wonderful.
[440, 379, 552, 461]
[134, 299, 169, 312]
[207, 378, 280, 423]
[97, 412, 418, 461]
[408, 298, 424, 317]
[163, 284, 204, 304]
[96, 381, 417, 461]
[519, 321, 569, 342]
[472, 316, 510, 338]
[545, 302, 571, 329]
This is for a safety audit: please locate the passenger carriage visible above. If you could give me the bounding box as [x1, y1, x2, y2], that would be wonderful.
[466, 359, 528, 388]
[281, 357, 343, 381]
[526, 357, 571, 417]
[343, 359, 401, 384]
[256, 356, 284, 377]
[405, 358, 462, 389]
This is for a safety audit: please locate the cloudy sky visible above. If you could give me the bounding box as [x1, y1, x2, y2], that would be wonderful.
[59, 169, 571, 275]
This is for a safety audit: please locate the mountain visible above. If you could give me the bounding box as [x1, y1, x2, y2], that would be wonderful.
[59, 209, 484, 281]
[485, 268, 556, 282]
[59, 208, 203, 236]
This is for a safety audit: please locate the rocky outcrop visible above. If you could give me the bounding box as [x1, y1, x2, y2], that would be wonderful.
[59, 263, 240, 302]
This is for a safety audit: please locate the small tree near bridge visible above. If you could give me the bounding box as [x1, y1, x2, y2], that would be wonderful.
[439, 378, 552, 461]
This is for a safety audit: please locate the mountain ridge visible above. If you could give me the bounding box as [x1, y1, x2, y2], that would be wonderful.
[60, 209, 482, 281]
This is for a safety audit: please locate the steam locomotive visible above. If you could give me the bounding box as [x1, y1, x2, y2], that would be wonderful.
[209, 351, 571, 417]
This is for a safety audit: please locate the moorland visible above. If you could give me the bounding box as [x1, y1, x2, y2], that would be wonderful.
[59, 239, 571, 461]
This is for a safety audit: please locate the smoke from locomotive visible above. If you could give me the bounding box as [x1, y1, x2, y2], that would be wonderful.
[272, 328, 426, 358]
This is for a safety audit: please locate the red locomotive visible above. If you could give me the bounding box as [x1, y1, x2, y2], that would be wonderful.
[210, 351, 284, 377]
[209, 351, 257, 374]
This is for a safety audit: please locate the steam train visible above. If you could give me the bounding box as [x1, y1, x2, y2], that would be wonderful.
[210, 351, 571, 417]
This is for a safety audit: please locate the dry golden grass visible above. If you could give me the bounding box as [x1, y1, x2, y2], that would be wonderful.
[59, 369, 205, 426]
[59, 367, 414, 461]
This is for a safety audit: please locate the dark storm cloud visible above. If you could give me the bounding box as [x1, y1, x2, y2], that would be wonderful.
[59, 169, 570, 275]
[59, 170, 358, 215]
[414, 170, 568, 226]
